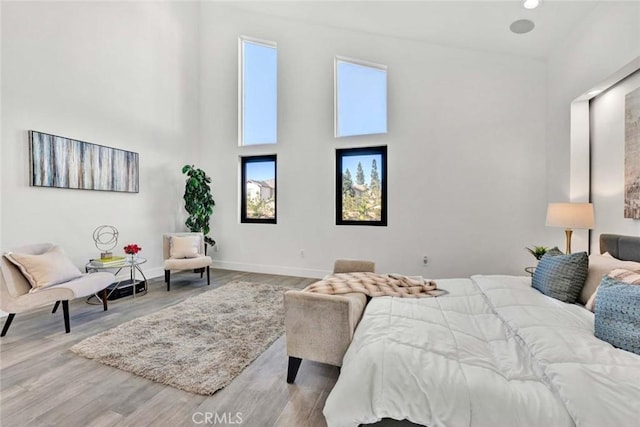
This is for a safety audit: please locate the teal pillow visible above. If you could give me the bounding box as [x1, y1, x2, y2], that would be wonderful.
[532, 252, 588, 303]
[594, 275, 640, 355]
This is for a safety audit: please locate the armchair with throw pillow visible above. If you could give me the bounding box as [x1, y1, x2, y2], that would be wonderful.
[163, 232, 213, 291]
[0, 243, 115, 337]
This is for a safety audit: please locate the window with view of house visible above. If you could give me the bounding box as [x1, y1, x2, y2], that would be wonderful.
[335, 57, 387, 137]
[241, 155, 277, 224]
[336, 146, 387, 226]
[239, 37, 277, 146]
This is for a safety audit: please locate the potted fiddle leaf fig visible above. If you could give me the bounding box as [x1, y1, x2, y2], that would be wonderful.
[182, 165, 216, 247]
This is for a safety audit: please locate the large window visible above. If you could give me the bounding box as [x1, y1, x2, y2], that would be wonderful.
[336, 146, 387, 226]
[239, 37, 277, 146]
[335, 57, 387, 137]
[241, 155, 277, 224]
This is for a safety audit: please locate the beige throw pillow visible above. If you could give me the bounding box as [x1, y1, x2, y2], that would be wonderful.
[170, 235, 201, 259]
[586, 268, 640, 312]
[4, 246, 82, 292]
[581, 255, 640, 305]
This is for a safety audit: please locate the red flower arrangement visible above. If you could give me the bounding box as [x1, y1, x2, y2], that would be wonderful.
[124, 244, 142, 255]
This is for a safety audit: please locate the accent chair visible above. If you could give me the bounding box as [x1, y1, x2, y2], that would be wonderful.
[163, 232, 213, 291]
[0, 243, 115, 337]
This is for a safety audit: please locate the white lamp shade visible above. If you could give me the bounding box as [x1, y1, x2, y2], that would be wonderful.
[546, 203, 595, 229]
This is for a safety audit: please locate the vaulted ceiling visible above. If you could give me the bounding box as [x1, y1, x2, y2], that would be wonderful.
[228, 1, 602, 60]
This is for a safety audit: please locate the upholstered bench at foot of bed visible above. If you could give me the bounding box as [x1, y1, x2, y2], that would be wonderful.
[284, 290, 367, 383]
[284, 259, 374, 383]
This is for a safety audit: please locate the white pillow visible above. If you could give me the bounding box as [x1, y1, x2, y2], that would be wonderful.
[4, 246, 82, 292]
[170, 235, 201, 259]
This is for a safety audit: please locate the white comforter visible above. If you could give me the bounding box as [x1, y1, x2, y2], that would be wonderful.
[323, 275, 640, 427]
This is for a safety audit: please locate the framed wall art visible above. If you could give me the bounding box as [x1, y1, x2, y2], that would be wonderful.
[625, 87, 640, 219]
[29, 130, 139, 193]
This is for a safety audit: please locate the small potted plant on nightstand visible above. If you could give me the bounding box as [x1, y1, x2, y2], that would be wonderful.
[524, 246, 549, 276]
[525, 246, 549, 260]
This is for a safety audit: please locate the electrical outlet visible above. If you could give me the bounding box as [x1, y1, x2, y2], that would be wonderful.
[300, 249, 305, 258]
[422, 255, 428, 266]
[214, 244, 219, 252]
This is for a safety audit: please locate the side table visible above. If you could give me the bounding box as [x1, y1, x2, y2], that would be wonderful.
[86, 257, 148, 303]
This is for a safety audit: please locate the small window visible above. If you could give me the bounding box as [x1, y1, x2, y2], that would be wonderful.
[336, 146, 387, 226]
[335, 57, 387, 137]
[241, 155, 277, 224]
[239, 37, 277, 146]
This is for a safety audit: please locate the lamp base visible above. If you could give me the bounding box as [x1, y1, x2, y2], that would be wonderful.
[564, 229, 573, 255]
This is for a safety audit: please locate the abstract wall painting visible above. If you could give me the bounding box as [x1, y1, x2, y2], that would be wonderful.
[625, 87, 640, 219]
[29, 131, 139, 193]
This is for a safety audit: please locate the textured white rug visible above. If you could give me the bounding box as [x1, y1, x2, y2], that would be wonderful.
[71, 281, 290, 395]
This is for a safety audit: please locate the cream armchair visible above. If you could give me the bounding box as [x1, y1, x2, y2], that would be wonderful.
[163, 232, 213, 291]
[0, 243, 115, 337]
[284, 259, 374, 383]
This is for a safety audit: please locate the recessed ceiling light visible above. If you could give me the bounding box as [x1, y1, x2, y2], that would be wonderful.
[510, 19, 535, 34]
[523, 0, 541, 10]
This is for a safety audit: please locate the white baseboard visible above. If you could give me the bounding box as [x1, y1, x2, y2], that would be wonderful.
[211, 260, 329, 279]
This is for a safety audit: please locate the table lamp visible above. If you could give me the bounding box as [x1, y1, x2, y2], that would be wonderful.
[545, 203, 595, 254]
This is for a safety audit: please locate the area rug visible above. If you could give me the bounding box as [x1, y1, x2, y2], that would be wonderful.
[70, 281, 291, 395]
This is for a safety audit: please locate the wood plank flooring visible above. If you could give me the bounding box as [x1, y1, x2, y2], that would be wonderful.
[0, 269, 344, 427]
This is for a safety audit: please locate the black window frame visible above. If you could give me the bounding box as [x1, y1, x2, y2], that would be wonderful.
[335, 146, 387, 226]
[241, 155, 277, 224]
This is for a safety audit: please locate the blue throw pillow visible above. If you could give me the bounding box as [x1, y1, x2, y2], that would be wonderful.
[594, 275, 640, 356]
[545, 246, 564, 256]
[532, 251, 588, 303]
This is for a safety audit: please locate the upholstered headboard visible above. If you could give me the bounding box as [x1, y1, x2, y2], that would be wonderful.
[600, 234, 640, 262]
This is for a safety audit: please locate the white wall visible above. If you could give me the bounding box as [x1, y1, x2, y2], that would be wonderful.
[1, 1, 200, 277]
[200, 4, 548, 279]
[590, 71, 640, 251]
[546, 1, 640, 251]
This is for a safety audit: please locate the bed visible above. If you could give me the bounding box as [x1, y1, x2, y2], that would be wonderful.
[323, 234, 640, 427]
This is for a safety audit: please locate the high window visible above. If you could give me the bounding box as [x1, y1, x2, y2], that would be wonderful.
[335, 57, 387, 137]
[239, 37, 277, 146]
[241, 155, 277, 224]
[336, 146, 387, 226]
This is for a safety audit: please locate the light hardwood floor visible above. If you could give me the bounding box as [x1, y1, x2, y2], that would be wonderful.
[0, 269, 344, 427]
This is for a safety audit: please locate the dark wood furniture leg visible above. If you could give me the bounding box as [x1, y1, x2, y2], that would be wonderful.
[62, 301, 70, 333]
[287, 356, 302, 384]
[165, 270, 171, 291]
[207, 266, 210, 285]
[1, 313, 16, 337]
[102, 289, 108, 311]
[52, 301, 60, 314]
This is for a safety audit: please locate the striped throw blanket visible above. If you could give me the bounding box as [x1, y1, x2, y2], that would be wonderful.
[304, 272, 447, 298]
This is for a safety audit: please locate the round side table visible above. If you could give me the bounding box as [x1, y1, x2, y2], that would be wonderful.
[86, 257, 148, 304]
